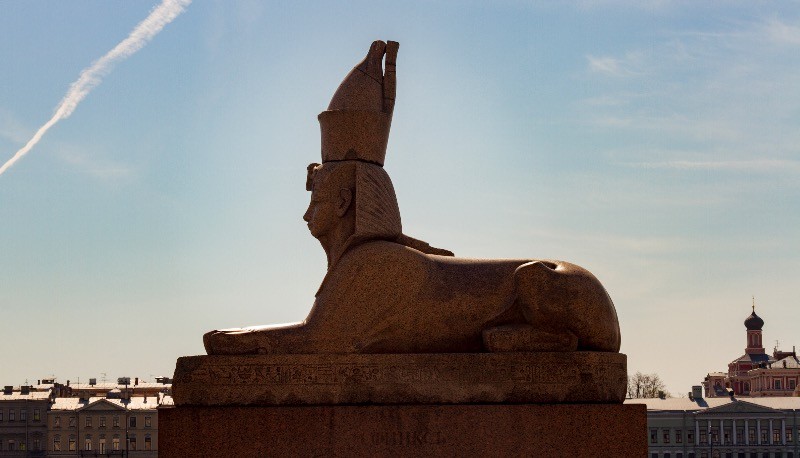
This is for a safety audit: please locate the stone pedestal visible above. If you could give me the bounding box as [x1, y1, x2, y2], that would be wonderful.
[172, 352, 628, 405]
[159, 403, 646, 457]
[163, 352, 644, 456]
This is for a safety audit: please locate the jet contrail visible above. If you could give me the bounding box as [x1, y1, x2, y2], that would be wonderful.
[0, 0, 192, 176]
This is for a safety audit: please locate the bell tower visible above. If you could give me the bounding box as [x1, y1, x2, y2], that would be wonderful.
[744, 298, 765, 355]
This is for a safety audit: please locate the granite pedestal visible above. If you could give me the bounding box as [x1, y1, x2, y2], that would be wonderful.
[162, 352, 646, 456]
[160, 403, 646, 457]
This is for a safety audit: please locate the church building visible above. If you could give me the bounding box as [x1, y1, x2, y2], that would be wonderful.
[704, 304, 800, 398]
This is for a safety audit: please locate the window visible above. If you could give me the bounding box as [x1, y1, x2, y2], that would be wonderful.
[664, 429, 671, 443]
[0, 409, 3, 421]
[788, 427, 794, 443]
[86, 416, 92, 427]
[724, 429, 731, 444]
[19, 441, 26, 451]
[775, 379, 782, 389]
[665, 453, 671, 458]
[130, 436, 137, 451]
[69, 416, 76, 428]
[20, 410, 26, 421]
[112, 437, 120, 451]
[737, 428, 744, 444]
[652, 453, 658, 458]
[676, 429, 683, 443]
[99, 438, 106, 454]
[651, 429, 658, 443]
[9, 409, 14, 421]
[145, 416, 152, 427]
[130, 416, 137, 428]
[790, 380, 797, 390]
[712, 427, 719, 444]
[761, 429, 768, 444]
[8, 440, 14, 451]
[53, 435, 61, 451]
[99, 416, 106, 427]
[33, 409, 40, 421]
[701, 452, 708, 458]
[688, 430, 695, 443]
[54, 415, 61, 427]
[145, 435, 152, 451]
[113, 415, 120, 428]
[749, 428, 756, 443]
[33, 438, 39, 450]
[85, 437, 92, 451]
[69, 437, 76, 451]
[700, 430, 708, 444]
[773, 429, 781, 443]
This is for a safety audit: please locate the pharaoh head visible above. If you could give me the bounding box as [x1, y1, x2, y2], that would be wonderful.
[304, 40, 402, 267]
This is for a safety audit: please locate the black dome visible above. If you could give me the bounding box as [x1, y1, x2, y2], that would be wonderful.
[744, 311, 764, 330]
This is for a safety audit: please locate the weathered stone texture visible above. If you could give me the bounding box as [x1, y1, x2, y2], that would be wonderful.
[159, 403, 647, 457]
[173, 352, 627, 406]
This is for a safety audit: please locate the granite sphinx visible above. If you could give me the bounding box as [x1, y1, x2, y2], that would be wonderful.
[203, 40, 621, 358]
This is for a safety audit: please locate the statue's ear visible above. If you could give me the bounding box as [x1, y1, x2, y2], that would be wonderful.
[336, 189, 353, 217]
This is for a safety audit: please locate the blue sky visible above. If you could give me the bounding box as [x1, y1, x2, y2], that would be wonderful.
[1, 1, 799, 395]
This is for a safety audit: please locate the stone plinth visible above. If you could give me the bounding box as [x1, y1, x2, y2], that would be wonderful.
[159, 403, 646, 457]
[172, 352, 627, 406]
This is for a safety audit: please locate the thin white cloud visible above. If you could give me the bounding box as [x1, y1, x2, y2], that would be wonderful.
[0, 0, 192, 177]
[622, 159, 800, 172]
[587, 56, 634, 77]
[0, 109, 31, 144]
[764, 17, 800, 46]
[56, 146, 136, 181]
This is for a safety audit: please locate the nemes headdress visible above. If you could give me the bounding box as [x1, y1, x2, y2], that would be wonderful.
[318, 40, 398, 166]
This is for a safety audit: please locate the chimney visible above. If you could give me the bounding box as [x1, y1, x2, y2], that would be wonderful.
[89, 378, 97, 386]
[135, 377, 139, 386]
[3, 386, 13, 395]
[692, 385, 703, 399]
[20, 386, 30, 395]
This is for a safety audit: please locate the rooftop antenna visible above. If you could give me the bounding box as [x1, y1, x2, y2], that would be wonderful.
[101, 373, 107, 384]
[752, 295, 755, 312]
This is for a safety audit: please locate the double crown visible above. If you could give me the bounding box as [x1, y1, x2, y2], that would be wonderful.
[318, 40, 398, 167]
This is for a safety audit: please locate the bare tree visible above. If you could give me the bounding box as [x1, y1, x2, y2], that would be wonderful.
[627, 371, 670, 399]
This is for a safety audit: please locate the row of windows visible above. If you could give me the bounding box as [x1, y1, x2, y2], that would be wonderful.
[652, 452, 796, 458]
[0, 408, 42, 422]
[651, 428, 796, 445]
[52, 434, 152, 452]
[53, 415, 152, 428]
[0, 438, 43, 452]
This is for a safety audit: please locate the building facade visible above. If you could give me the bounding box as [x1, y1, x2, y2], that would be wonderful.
[0, 387, 50, 457]
[627, 396, 800, 458]
[48, 396, 160, 457]
[0, 378, 169, 458]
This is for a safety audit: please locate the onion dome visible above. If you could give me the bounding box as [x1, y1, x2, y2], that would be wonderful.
[744, 309, 764, 330]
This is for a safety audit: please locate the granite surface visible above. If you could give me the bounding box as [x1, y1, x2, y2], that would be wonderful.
[172, 352, 627, 406]
[159, 403, 647, 457]
[203, 40, 622, 360]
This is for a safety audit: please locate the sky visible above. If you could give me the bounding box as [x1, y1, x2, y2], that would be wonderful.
[1, 1, 799, 395]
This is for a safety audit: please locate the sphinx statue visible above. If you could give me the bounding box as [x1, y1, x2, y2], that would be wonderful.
[203, 40, 621, 356]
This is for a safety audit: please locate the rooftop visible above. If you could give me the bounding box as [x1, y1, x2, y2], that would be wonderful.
[626, 396, 800, 411]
